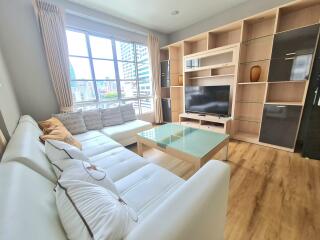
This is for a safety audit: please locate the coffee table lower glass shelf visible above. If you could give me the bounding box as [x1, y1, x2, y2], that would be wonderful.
[136, 123, 229, 170]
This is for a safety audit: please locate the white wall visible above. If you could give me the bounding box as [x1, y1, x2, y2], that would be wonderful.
[0, 0, 59, 121]
[0, 48, 21, 137]
[168, 0, 294, 44]
[0, 0, 168, 121]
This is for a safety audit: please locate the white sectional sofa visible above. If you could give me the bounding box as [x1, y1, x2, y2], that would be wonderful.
[0, 115, 230, 240]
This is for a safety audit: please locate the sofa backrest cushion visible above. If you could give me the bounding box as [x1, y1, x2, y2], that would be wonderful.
[101, 107, 124, 127]
[1, 116, 56, 182]
[83, 109, 103, 130]
[120, 104, 137, 122]
[0, 162, 67, 240]
[53, 111, 87, 135]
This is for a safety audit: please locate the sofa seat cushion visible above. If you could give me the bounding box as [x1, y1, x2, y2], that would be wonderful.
[101, 120, 152, 143]
[0, 162, 67, 240]
[73, 130, 102, 142]
[89, 147, 149, 182]
[115, 163, 184, 221]
[74, 131, 121, 158]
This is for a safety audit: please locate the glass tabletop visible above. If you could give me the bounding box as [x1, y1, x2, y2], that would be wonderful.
[137, 123, 229, 159]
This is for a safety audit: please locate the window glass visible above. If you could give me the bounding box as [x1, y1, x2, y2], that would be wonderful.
[93, 60, 115, 80]
[120, 81, 137, 99]
[136, 44, 149, 62]
[140, 98, 154, 113]
[69, 57, 92, 80]
[66, 29, 153, 115]
[66, 30, 88, 57]
[116, 41, 135, 61]
[89, 36, 113, 59]
[98, 101, 119, 109]
[70, 81, 96, 102]
[96, 81, 118, 101]
[138, 61, 151, 97]
[118, 62, 136, 80]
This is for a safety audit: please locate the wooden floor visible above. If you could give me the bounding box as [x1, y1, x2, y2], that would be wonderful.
[129, 140, 320, 240]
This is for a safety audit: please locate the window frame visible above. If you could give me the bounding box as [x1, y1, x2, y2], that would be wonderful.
[66, 27, 153, 114]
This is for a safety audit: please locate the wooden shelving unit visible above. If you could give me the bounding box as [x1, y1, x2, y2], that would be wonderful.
[160, 43, 184, 122]
[183, 33, 208, 56]
[233, 10, 277, 143]
[161, 0, 320, 152]
[276, 1, 320, 33]
[179, 113, 231, 134]
[266, 81, 307, 105]
[208, 22, 242, 50]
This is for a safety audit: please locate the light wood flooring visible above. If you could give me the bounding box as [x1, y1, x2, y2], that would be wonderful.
[129, 140, 320, 240]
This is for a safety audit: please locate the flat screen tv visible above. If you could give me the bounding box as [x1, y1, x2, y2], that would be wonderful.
[185, 85, 230, 116]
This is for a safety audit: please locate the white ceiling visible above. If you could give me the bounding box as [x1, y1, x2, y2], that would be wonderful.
[68, 0, 249, 34]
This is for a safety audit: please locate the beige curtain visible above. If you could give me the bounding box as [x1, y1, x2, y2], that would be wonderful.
[0, 129, 7, 159]
[147, 33, 163, 123]
[33, 0, 73, 113]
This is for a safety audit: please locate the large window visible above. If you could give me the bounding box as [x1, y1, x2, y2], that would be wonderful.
[66, 29, 153, 114]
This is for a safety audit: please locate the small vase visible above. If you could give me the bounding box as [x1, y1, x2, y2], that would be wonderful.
[250, 65, 262, 82]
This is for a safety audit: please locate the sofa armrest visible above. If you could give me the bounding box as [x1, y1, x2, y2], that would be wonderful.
[126, 160, 230, 240]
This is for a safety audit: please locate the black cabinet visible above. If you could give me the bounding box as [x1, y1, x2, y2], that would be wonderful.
[271, 24, 319, 59]
[259, 105, 302, 148]
[161, 60, 170, 87]
[162, 99, 172, 122]
[268, 24, 319, 82]
[268, 57, 313, 81]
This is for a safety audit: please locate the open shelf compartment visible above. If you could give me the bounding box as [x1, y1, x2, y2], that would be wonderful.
[240, 35, 273, 63]
[200, 120, 226, 134]
[277, 1, 320, 33]
[236, 83, 266, 103]
[170, 87, 184, 122]
[242, 10, 277, 42]
[183, 33, 208, 56]
[184, 45, 238, 73]
[208, 22, 241, 50]
[266, 81, 307, 105]
[169, 45, 183, 86]
[232, 120, 260, 142]
[238, 60, 270, 83]
[234, 102, 263, 123]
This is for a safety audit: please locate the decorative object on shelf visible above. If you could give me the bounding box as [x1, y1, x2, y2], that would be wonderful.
[178, 75, 183, 85]
[250, 65, 262, 82]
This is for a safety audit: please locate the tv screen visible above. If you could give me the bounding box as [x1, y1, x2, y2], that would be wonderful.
[185, 85, 230, 116]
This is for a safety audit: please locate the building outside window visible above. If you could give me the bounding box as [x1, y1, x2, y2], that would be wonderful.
[66, 29, 153, 114]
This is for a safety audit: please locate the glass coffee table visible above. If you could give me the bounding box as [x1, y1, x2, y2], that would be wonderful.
[136, 123, 229, 170]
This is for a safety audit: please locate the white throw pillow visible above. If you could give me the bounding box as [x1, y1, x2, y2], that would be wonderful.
[45, 139, 89, 176]
[60, 160, 118, 196]
[56, 180, 138, 240]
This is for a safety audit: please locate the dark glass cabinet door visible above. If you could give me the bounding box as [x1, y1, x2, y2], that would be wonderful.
[268, 24, 319, 82]
[162, 99, 172, 122]
[271, 24, 319, 59]
[161, 60, 170, 87]
[259, 105, 302, 148]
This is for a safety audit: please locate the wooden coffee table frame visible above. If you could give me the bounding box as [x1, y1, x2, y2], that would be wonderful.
[136, 134, 229, 170]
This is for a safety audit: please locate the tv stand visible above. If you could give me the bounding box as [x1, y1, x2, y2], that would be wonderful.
[179, 112, 231, 134]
